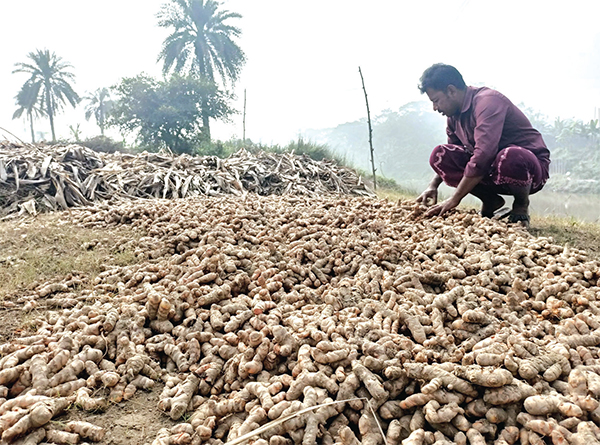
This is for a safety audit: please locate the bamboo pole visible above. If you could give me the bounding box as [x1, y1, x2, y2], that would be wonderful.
[243, 88, 247, 143]
[358, 66, 376, 190]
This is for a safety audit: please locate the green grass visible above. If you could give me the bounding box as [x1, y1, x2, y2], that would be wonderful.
[0, 213, 140, 299]
[195, 137, 348, 164]
[376, 187, 415, 202]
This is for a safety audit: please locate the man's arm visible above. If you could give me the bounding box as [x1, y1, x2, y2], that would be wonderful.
[464, 94, 509, 177]
[426, 93, 509, 217]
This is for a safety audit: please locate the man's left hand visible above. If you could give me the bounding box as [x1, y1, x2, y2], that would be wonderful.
[424, 197, 460, 217]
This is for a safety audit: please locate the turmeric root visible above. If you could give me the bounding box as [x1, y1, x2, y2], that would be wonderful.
[2, 398, 70, 442]
[75, 387, 107, 412]
[44, 428, 80, 444]
[423, 400, 464, 424]
[169, 374, 200, 420]
[455, 365, 513, 388]
[524, 395, 583, 417]
[64, 420, 106, 441]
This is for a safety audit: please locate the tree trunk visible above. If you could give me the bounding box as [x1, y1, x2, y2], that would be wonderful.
[195, 48, 211, 142]
[45, 85, 56, 141]
[201, 97, 211, 141]
[28, 111, 35, 143]
[100, 107, 105, 136]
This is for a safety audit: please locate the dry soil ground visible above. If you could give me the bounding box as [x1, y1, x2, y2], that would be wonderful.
[0, 212, 175, 444]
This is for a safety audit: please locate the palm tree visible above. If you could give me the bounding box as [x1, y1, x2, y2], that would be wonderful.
[13, 49, 80, 141]
[157, 0, 245, 140]
[13, 80, 46, 143]
[83, 88, 113, 136]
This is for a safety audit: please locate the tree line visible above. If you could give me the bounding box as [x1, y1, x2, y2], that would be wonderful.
[11, 0, 244, 153]
[12, 0, 598, 195]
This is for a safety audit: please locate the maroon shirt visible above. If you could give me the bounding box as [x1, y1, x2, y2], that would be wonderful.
[447, 86, 550, 178]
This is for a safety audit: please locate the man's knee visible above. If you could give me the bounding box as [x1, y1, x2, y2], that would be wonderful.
[494, 147, 544, 190]
[429, 144, 472, 188]
[429, 144, 447, 169]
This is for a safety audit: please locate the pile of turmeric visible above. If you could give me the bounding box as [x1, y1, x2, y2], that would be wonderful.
[0, 195, 599, 444]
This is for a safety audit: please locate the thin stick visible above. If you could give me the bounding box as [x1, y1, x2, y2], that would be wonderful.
[0, 126, 44, 155]
[242, 89, 247, 143]
[367, 398, 388, 445]
[0, 126, 27, 145]
[223, 397, 386, 445]
[358, 66, 377, 191]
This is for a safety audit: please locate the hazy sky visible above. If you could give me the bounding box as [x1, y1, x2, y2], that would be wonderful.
[2, 0, 600, 145]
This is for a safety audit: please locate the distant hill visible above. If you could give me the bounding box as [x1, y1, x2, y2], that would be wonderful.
[305, 101, 447, 189]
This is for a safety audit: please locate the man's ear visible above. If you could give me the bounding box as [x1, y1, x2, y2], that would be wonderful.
[446, 85, 458, 97]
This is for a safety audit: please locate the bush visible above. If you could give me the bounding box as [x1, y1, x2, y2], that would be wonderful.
[82, 135, 126, 153]
[195, 140, 238, 158]
[190, 137, 348, 166]
[354, 168, 417, 195]
[547, 174, 600, 194]
[240, 137, 346, 165]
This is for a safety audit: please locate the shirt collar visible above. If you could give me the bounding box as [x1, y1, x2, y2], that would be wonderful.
[460, 86, 477, 114]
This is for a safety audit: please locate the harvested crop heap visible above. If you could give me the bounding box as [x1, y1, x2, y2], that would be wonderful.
[1, 195, 600, 445]
[0, 141, 372, 217]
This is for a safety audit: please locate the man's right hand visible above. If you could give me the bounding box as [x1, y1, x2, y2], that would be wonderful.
[416, 188, 438, 206]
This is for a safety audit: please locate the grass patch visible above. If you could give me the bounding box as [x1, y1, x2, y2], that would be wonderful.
[0, 212, 140, 299]
[530, 215, 600, 259]
[377, 186, 600, 260]
[376, 187, 416, 202]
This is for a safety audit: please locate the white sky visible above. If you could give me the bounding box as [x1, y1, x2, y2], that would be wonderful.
[2, 0, 600, 145]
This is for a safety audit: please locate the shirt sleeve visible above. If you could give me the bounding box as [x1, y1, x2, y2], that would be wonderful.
[464, 94, 509, 177]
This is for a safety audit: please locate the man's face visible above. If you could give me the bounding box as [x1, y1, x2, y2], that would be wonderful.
[426, 87, 461, 117]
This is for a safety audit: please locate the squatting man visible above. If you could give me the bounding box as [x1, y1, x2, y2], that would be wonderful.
[416, 64, 551, 228]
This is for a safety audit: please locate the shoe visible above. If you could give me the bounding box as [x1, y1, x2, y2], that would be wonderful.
[507, 213, 530, 230]
[491, 207, 511, 220]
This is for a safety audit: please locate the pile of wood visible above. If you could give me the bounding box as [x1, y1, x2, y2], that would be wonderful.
[0, 141, 373, 217]
[2, 195, 600, 444]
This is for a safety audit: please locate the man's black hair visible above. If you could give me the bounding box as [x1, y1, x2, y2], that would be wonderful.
[418, 63, 467, 93]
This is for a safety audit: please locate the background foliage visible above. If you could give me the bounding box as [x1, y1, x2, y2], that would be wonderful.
[108, 73, 233, 153]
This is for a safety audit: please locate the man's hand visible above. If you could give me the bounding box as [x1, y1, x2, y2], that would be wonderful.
[416, 188, 438, 206]
[423, 175, 482, 217]
[424, 197, 460, 217]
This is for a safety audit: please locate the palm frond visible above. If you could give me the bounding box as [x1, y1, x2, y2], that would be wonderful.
[157, 0, 244, 85]
[12, 48, 79, 140]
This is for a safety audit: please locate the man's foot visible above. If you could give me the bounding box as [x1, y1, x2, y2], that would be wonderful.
[506, 184, 531, 224]
[492, 207, 511, 220]
[480, 195, 506, 218]
[508, 213, 530, 230]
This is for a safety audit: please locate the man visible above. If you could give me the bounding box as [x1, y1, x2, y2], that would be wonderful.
[416, 63, 550, 228]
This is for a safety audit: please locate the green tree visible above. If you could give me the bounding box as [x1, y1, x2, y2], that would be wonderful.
[83, 87, 113, 136]
[157, 0, 245, 140]
[13, 49, 80, 141]
[109, 73, 233, 153]
[553, 119, 600, 178]
[12, 80, 45, 143]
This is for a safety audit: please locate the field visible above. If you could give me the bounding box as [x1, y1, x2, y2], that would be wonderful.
[1, 187, 600, 444]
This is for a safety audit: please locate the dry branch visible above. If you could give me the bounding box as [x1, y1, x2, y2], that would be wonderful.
[0, 141, 373, 218]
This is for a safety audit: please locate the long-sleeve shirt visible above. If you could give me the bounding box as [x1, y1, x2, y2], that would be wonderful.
[446, 86, 550, 178]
